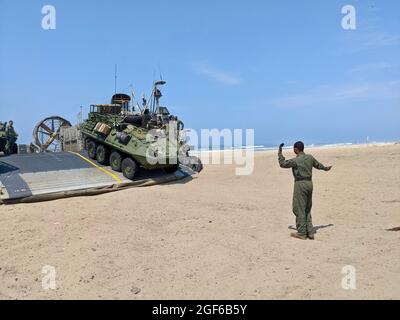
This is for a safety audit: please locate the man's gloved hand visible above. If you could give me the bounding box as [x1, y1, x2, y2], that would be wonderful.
[325, 166, 333, 171]
[279, 143, 284, 153]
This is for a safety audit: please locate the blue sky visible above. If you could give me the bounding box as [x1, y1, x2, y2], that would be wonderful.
[0, 0, 399, 145]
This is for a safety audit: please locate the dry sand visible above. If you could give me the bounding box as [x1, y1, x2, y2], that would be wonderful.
[0, 143, 399, 300]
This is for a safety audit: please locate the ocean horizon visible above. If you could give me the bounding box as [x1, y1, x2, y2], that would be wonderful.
[191, 140, 399, 153]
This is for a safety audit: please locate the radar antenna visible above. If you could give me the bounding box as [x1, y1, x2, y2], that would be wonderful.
[150, 80, 166, 113]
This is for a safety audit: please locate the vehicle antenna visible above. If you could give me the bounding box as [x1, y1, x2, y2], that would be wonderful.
[158, 62, 163, 81]
[114, 64, 118, 94]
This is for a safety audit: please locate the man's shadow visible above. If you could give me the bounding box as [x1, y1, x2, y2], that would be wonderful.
[288, 224, 334, 234]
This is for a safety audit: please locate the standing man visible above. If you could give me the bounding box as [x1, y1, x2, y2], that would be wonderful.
[5, 120, 18, 155]
[278, 141, 332, 240]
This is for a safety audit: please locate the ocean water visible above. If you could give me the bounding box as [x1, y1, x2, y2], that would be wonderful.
[191, 141, 397, 154]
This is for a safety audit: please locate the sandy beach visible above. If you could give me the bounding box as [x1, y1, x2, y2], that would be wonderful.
[0, 143, 399, 300]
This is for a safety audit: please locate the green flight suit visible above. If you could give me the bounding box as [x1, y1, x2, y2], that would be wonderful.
[278, 151, 328, 237]
[5, 125, 18, 155]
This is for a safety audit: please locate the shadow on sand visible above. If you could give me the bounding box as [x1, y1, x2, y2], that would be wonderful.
[162, 175, 194, 186]
[288, 224, 334, 234]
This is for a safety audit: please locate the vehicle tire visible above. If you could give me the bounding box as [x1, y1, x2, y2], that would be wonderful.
[121, 157, 137, 180]
[12, 143, 18, 154]
[164, 164, 179, 174]
[110, 151, 122, 172]
[190, 156, 203, 173]
[87, 140, 97, 159]
[96, 145, 109, 165]
[84, 138, 91, 150]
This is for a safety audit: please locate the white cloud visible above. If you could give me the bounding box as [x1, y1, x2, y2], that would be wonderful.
[340, 29, 400, 54]
[194, 62, 242, 86]
[339, 2, 400, 53]
[271, 80, 400, 108]
[362, 30, 400, 48]
[349, 62, 398, 73]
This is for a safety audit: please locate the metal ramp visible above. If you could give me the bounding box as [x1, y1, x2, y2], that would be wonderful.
[0, 152, 193, 204]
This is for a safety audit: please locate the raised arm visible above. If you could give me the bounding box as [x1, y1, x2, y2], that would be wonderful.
[312, 156, 332, 171]
[278, 144, 297, 169]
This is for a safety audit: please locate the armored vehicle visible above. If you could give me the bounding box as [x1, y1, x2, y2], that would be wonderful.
[80, 81, 202, 180]
[0, 121, 18, 154]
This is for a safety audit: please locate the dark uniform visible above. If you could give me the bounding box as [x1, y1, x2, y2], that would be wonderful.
[5, 123, 18, 155]
[278, 150, 329, 237]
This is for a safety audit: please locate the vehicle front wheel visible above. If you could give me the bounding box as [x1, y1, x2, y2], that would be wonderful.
[121, 158, 137, 180]
[12, 143, 18, 154]
[110, 151, 122, 172]
[87, 140, 97, 159]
